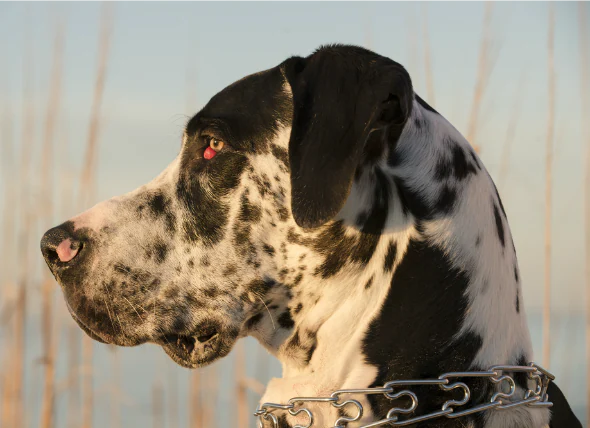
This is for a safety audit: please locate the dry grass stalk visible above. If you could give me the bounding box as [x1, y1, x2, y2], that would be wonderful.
[0, 91, 17, 428]
[407, 5, 419, 88]
[39, 19, 65, 428]
[466, 1, 494, 153]
[578, 2, 590, 423]
[189, 370, 202, 428]
[55, 119, 82, 428]
[12, 10, 36, 426]
[235, 341, 248, 427]
[167, 366, 178, 428]
[542, 3, 556, 368]
[421, 3, 435, 105]
[79, 3, 114, 207]
[152, 381, 164, 428]
[66, 326, 81, 428]
[497, 71, 527, 192]
[78, 5, 114, 428]
[201, 365, 220, 427]
[110, 349, 122, 428]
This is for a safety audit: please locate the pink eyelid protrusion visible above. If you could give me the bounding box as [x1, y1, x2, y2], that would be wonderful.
[204, 146, 217, 160]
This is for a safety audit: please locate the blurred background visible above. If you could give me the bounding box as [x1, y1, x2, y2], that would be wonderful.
[0, 1, 588, 427]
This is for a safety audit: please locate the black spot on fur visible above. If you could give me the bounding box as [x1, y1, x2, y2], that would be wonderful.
[239, 192, 262, 224]
[287, 228, 302, 245]
[145, 192, 176, 234]
[248, 278, 276, 297]
[383, 242, 397, 273]
[435, 185, 457, 214]
[305, 341, 316, 364]
[203, 286, 218, 299]
[154, 241, 168, 264]
[355, 210, 369, 228]
[188, 259, 194, 269]
[514, 265, 519, 282]
[277, 414, 290, 428]
[245, 312, 263, 329]
[271, 145, 289, 171]
[516, 291, 520, 313]
[363, 239, 484, 422]
[493, 202, 506, 248]
[393, 177, 429, 219]
[292, 273, 303, 286]
[434, 157, 453, 182]
[277, 206, 289, 222]
[475, 234, 482, 247]
[450, 143, 478, 180]
[512, 355, 529, 390]
[294, 303, 303, 314]
[278, 268, 289, 281]
[313, 169, 390, 278]
[262, 243, 275, 256]
[364, 276, 374, 289]
[164, 285, 180, 300]
[278, 311, 295, 329]
[148, 192, 166, 216]
[177, 148, 248, 246]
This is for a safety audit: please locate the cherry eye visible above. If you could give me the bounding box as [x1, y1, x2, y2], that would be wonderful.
[203, 137, 225, 160]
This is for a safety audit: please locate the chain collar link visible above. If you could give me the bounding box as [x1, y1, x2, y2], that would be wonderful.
[254, 362, 554, 428]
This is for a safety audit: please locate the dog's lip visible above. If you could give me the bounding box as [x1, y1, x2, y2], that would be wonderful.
[67, 306, 109, 344]
[158, 332, 221, 368]
[156, 325, 238, 369]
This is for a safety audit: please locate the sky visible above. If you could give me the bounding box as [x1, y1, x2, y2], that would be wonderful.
[0, 2, 588, 426]
[0, 1, 586, 311]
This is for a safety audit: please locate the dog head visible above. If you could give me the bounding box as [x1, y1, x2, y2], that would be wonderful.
[41, 45, 413, 368]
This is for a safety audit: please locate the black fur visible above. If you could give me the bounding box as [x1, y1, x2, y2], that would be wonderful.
[363, 239, 484, 425]
[548, 382, 583, 427]
[283, 45, 413, 228]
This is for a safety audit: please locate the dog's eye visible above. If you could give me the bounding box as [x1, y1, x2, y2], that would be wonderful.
[204, 137, 225, 160]
[210, 138, 224, 151]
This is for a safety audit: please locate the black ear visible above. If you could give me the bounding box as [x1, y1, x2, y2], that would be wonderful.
[284, 46, 413, 229]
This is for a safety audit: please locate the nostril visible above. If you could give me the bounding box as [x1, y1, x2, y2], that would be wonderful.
[44, 248, 60, 265]
[41, 226, 83, 266]
[56, 239, 80, 263]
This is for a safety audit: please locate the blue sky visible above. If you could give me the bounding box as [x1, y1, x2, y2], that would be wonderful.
[0, 2, 588, 426]
[1, 2, 586, 311]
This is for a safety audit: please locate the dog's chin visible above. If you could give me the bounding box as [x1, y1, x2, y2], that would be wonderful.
[157, 328, 236, 369]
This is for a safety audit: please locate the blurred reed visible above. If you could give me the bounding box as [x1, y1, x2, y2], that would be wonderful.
[466, 1, 495, 154]
[578, 2, 590, 424]
[542, 3, 556, 369]
[0, 3, 587, 428]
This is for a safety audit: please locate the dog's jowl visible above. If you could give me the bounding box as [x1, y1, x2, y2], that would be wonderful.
[41, 45, 581, 427]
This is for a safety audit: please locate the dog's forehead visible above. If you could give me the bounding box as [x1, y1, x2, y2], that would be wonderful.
[185, 65, 292, 148]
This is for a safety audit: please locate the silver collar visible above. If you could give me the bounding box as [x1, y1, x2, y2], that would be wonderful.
[254, 362, 554, 428]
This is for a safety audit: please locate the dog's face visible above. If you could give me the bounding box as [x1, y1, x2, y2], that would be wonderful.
[41, 45, 413, 368]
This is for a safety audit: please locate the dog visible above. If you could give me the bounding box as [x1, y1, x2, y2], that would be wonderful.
[41, 45, 581, 427]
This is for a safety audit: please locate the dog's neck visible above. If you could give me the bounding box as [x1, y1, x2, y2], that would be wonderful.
[253, 100, 547, 426]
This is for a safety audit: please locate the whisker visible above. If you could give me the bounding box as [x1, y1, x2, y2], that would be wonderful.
[122, 296, 144, 323]
[254, 292, 276, 331]
[103, 297, 117, 335]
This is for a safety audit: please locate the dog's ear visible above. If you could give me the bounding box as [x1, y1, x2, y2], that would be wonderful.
[283, 47, 413, 229]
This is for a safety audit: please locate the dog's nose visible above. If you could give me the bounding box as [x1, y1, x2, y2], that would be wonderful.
[41, 226, 83, 267]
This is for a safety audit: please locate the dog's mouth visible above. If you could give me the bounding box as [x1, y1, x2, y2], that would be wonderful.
[156, 325, 232, 368]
